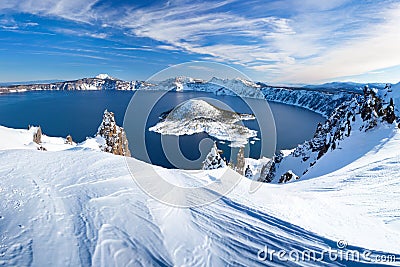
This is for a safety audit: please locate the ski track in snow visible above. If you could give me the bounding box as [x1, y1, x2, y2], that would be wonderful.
[1, 144, 400, 266]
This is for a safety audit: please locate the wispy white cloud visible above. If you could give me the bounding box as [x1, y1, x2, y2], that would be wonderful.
[156, 45, 179, 51]
[0, 17, 40, 30]
[0, 0, 99, 23]
[53, 28, 108, 39]
[1, 0, 399, 83]
[107, 0, 400, 83]
[280, 2, 400, 83]
[112, 1, 296, 67]
[27, 50, 108, 60]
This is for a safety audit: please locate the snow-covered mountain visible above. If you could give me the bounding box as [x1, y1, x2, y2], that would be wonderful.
[302, 82, 388, 93]
[146, 77, 357, 117]
[0, 79, 65, 87]
[259, 83, 400, 183]
[0, 75, 141, 92]
[95, 73, 115, 80]
[261, 86, 355, 117]
[0, 75, 358, 117]
[149, 99, 257, 147]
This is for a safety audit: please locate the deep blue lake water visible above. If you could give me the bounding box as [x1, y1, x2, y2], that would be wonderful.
[0, 90, 325, 168]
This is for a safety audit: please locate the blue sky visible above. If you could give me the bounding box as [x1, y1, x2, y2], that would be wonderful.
[0, 0, 399, 84]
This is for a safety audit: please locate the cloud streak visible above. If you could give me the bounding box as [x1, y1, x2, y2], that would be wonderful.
[1, 0, 400, 83]
[0, 0, 99, 22]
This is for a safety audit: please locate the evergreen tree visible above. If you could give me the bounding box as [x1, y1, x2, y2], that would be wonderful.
[383, 98, 396, 124]
[202, 142, 226, 170]
[244, 165, 253, 179]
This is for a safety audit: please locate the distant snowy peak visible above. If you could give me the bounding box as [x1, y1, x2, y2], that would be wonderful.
[95, 74, 114, 80]
[148, 76, 206, 91]
[209, 77, 260, 89]
[146, 76, 265, 99]
[209, 77, 264, 99]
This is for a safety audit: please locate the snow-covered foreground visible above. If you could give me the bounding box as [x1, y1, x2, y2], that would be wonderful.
[0, 126, 399, 266]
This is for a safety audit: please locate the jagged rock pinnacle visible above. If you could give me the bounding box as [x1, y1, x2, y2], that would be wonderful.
[97, 110, 131, 157]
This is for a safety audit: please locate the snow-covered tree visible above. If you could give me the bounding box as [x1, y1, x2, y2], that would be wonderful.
[244, 165, 253, 179]
[97, 110, 131, 157]
[383, 98, 396, 124]
[202, 142, 226, 170]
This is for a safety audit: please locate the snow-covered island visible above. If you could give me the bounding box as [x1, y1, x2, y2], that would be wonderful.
[149, 99, 257, 147]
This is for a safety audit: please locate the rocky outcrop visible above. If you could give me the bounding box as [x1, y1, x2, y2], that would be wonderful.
[261, 87, 355, 117]
[65, 135, 74, 145]
[37, 145, 47, 151]
[235, 147, 245, 175]
[28, 126, 47, 151]
[97, 110, 131, 157]
[31, 126, 42, 144]
[278, 171, 299, 183]
[258, 152, 283, 183]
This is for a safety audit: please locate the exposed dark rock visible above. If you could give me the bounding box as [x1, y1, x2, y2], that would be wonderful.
[37, 145, 47, 151]
[258, 152, 283, 183]
[97, 110, 131, 157]
[244, 165, 253, 179]
[31, 126, 42, 144]
[65, 135, 74, 145]
[279, 171, 299, 183]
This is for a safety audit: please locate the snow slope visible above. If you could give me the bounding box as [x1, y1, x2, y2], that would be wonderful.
[0, 125, 399, 266]
[0, 125, 104, 152]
